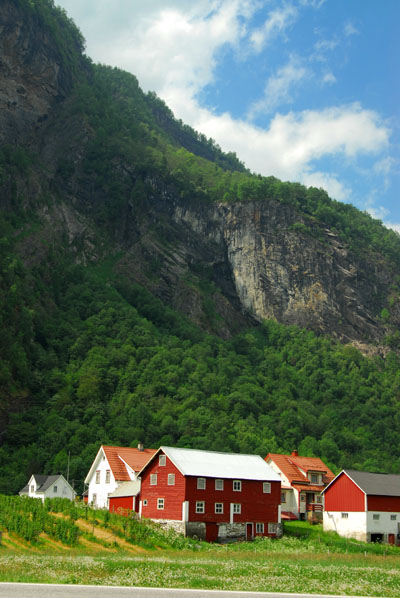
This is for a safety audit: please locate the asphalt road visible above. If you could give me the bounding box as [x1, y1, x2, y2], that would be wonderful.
[0, 584, 378, 598]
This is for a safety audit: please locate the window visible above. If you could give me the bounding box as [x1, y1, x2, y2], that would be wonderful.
[233, 480, 242, 492]
[196, 501, 205, 514]
[159, 455, 166, 466]
[30, 485, 34, 493]
[300, 494, 306, 502]
[215, 503, 223, 514]
[268, 522, 277, 534]
[373, 514, 380, 520]
[263, 482, 271, 493]
[232, 503, 241, 514]
[215, 479, 224, 491]
[92, 493, 97, 506]
[391, 515, 397, 521]
[105, 470, 110, 484]
[281, 492, 286, 503]
[168, 473, 175, 485]
[197, 477, 206, 490]
[95, 470, 100, 484]
[53, 486, 57, 493]
[157, 498, 164, 510]
[143, 499, 148, 506]
[310, 473, 319, 484]
[256, 523, 264, 534]
[341, 513, 348, 519]
[316, 495, 323, 504]
[150, 473, 158, 485]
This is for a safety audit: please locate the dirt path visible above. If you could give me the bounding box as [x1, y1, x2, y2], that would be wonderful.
[75, 518, 145, 553]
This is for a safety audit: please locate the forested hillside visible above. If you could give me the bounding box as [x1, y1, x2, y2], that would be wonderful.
[0, 0, 400, 494]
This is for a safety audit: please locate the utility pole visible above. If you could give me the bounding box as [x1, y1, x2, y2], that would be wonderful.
[66, 451, 70, 483]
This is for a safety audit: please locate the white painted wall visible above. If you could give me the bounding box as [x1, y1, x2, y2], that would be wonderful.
[26, 475, 75, 502]
[367, 511, 400, 538]
[87, 451, 118, 508]
[323, 511, 367, 541]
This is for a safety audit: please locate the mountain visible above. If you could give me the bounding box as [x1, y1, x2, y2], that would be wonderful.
[1, 0, 400, 494]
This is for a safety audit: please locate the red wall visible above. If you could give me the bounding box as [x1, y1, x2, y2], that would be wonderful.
[368, 495, 400, 512]
[185, 476, 280, 534]
[140, 452, 186, 520]
[324, 472, 365, 512]
[109, 496, 134, 515]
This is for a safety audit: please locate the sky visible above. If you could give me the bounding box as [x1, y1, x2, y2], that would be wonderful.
[56, 0, 399, 233]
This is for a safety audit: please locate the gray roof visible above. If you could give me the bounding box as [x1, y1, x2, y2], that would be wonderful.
[345, 470, 400, 497]
[19, 474, 68, 495]
[160, 446, 281, 481]
[109, 480, 141, 498]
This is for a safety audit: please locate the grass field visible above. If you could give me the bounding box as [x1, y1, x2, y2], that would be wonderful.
[0, 498, 399, 596]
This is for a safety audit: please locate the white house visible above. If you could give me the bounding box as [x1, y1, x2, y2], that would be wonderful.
[84, 444, 157, 508]
[322, 470, 400, 545]
[19, 474, 75, 502]
[265, 450, 335, 521]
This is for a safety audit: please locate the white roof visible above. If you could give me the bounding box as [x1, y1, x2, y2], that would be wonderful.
[160, 446, 281, 481]
[109, 480, 141, 498]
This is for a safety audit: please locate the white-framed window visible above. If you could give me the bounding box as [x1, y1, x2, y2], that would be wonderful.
[233, 480, 242, 492]
[268, 522, 277, 534]
[373, 514, 380, 520]
[157, 498, 164, 510]
[196, 501, 205, 514]
[95, 470, 100, 484]
[159, 455, 166, 466]
[168, 473, 175, 485]
[215, 503, 223, 514]
[197, 477, 206, 490]
[310, 473, 319, 484]
[281, 492, 286, 503]
[105, 470, 110, 484]
[256, 523, 264, 534]
[300, 494, 306, 502]
[391, 514, 397, 521]
[215, 479, 224, 491]
[263, 482, 271, 493]
[30, 485, 34, 493]
[143, 499, 148, 506]
[316, 495, 323, 504]
[341, 513, 348, 519]
[150, 473, 158, 485]
[232, 503, 241, 514]
[53, 486, 57, 493]
[92, 493, 97, 506]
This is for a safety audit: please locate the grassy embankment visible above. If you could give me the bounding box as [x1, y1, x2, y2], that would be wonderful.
[0, 497, 399, 596]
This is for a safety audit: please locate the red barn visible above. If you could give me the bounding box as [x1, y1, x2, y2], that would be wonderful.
[322, 470, 400, 544]
[138, 446, 281, 542]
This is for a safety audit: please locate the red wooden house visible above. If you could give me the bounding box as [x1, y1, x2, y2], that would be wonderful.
[322, 470, 400, 544]
[138, 446, 281, 542]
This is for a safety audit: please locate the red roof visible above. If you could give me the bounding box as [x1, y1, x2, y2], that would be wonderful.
[281, 511, 298, 520]
[266, 452, 335, 487]
[102, 446, 157, 481]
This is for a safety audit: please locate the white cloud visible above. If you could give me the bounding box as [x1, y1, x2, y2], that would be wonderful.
[344, 21, 359, 36]
[367, 207, 400, 234]
[249, 4, 298, 53]
[322, 72, 336, 85]
[247, 55, 309, 118]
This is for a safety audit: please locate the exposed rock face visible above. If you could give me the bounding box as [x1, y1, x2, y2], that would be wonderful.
[0, 0, 397, 351]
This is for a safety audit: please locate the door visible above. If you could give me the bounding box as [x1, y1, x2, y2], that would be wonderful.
[388, 534, 395, 545]
[206, 523, 218, 543]
[246, 522, 253, 540]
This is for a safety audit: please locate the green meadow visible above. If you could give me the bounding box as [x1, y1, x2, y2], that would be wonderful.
[1, 497, 400, 596]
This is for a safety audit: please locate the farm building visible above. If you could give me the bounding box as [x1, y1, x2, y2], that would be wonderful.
[265, 450, 334, 521]
[322, 470, 400, 544]
[84, 444, 157, 508]
[138, 446, 281, 542]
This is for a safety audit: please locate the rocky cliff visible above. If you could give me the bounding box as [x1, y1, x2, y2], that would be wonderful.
[1, 0, 398, 353]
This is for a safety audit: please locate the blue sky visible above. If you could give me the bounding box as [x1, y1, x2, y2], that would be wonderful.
[56, 0, 399, 232]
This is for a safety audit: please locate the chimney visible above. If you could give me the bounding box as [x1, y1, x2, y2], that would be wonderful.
[291, 450, 298, 457]
[137, 442, 144, 452]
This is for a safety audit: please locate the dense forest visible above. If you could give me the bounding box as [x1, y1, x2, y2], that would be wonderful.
[1, 0, 400, 495]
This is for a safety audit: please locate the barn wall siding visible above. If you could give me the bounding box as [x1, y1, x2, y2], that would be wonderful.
[324, 473, 365, 512]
